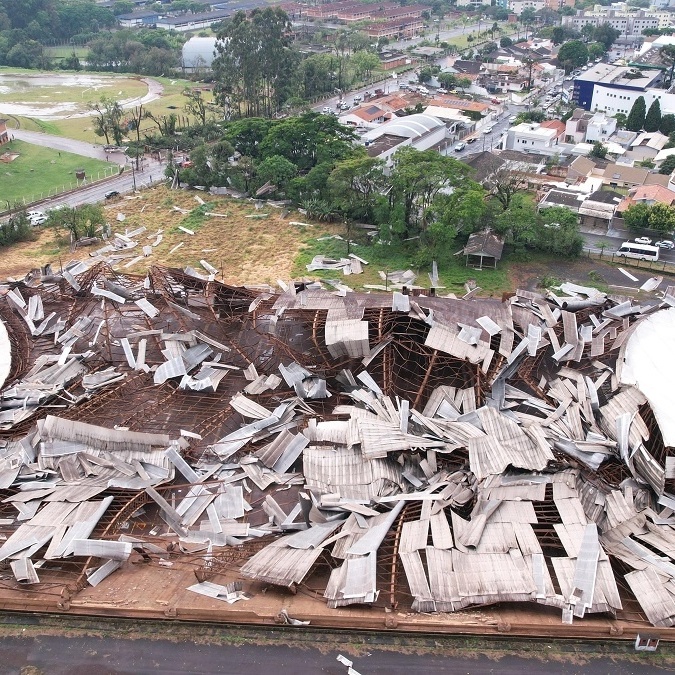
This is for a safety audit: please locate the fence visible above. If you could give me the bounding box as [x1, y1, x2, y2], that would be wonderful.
[583, 247, 675, 274]
[1, 165, 121, 217]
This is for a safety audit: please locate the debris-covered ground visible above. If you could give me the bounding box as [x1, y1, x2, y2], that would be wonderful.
[1, 259, 675, 632]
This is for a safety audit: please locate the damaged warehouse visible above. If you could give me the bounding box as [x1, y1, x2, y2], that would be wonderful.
[1, 262, 675, 634]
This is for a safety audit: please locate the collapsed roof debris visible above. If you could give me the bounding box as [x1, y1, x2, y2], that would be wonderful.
[1, 265, 675, 630]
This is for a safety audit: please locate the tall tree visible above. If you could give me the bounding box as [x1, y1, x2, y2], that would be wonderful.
[483, 161, 529, 211]
[389, 147, 471, 233]
[87, 96, 124, 145]
[623, 202, 650, 229]
[626, 96, 647, 132]
[212, 8, 298, 118]
[327, 155, 386, 222]
[660, 113, 675, 135]
[557, 40, 589, 73]
[645, 99, 662, 133]
[648, 203, 675, 231]
[593, 23, 621, 52]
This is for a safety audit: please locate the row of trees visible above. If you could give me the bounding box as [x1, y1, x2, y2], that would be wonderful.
[624, 202, 675, 232]
[624, 96, 675, 135]
[168, 113, 583, 263]
[212, 9, 404, 115]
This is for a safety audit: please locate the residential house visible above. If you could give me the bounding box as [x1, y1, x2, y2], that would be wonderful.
[565, 109, 594, 144]
[609, 129, 639, 150]
[578, 189, 624, 229]
[537, 188, 585, 214]
[451, 60, 482, 77]
[339, 104, 394, 129]
[585, 113, 617, 143]
[628, 132, 669, 162]
[461, 151, 506, 182]
[0, 119, 9, 146]
[617, 184, 675, 213]
[504, 122, 562, 152]
[566, 155, 598, 182]
[371, 93, 414, 115]
[602, 163, 669, 189]
[540, 120, 566, 143]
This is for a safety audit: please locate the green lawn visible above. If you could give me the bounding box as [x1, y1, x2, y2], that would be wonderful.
[0, 140, 114, 205]
[43, 45, 89, 60]
[293, 231, 510, 296]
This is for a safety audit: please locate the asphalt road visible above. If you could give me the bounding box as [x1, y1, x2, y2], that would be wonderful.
[11, 129, 128, 165]
[4, 130, 167, 215]
[0, 634, 667, 675]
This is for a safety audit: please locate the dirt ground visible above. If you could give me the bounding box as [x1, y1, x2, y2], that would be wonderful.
[0, 188, 331, 285]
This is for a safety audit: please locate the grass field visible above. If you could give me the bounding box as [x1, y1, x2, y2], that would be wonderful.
[0, 140, 112, 205]
[2, 71, 206, 144]
[43, 46, 89, 60]
[293, 231, 510, 296]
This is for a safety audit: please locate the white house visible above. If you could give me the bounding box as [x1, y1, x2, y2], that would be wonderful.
[504, 122, 561, 151]
[585, 112, 617, 143]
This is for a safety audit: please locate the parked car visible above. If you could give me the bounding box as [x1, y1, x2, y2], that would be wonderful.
[508, 115, 518, 123]
[399, 83, 410, 90]
[322, 106, 332, 114]
[454, 142, 466, 152]
[656, 240, 675, 249]
[634, 237, 653, 245]
[437, 88, 447, 94]
[483, 125, 494, 134]
[466, 137, 477, 144]
[491, 98, 500, 104]
[104, 190, 120, 199]
[338, 102, 350, 110]
[418, 86, 429, 95]
[29, 213, 47, 226]
[353, 94, 362, 102]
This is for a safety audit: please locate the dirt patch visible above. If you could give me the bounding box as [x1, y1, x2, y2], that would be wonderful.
[0, 187, 335, 284]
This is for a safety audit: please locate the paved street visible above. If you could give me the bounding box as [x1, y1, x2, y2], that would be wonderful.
[0, 633, 667, 675]
[11, 129, 128, 165]
[5, 130, 167, 215]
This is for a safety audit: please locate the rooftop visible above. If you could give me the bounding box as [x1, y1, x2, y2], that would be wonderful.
[1, 263, 674, 633]
[0, 255, 675, 635]
[575, 63, 661, 89]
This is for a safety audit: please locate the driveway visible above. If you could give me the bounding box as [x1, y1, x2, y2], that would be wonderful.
[11, 130, 128, 165]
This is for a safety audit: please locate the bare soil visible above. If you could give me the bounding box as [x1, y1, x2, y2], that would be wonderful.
[0, 188, 334, 284]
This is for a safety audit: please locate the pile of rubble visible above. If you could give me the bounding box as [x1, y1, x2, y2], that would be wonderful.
[1, 263, 675, 628]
